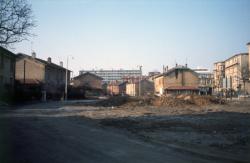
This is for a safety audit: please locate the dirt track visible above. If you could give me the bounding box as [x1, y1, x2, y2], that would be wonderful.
[0, 98, 250, 162]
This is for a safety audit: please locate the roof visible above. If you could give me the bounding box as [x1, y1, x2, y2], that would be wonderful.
[214, 61, 225, 65]
[225, 53, 248, 61]
[166, 86, 199, 91]
[73, 72, 103, 80]
[17, 53, 70, 71]
[0, 46, 16, 58]
[154, 66, 198, 79]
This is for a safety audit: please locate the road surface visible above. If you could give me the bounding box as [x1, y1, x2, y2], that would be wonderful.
[0, 102, 248, 163]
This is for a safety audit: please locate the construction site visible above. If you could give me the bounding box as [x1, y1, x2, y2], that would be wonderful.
[1, 95, 249, 163]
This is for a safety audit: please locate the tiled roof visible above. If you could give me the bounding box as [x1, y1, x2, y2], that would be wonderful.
[17, 53, 70, 71]
[154, 66, 198, 79]
[73, 72, 103, 80]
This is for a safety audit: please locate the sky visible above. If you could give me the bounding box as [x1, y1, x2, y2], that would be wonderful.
[12, 0, 250, 76]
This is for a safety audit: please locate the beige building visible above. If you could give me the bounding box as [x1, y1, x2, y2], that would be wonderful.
[0, 46, 16, 102]
[224, 53, 249, 91]
[213, 42, 250, 94]
[126, 80, 154, 96]
[213, 61, 225, 92]
[154, 66, 199, 95]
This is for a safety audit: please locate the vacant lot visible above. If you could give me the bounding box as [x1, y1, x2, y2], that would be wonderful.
[0, 97, 250, 162]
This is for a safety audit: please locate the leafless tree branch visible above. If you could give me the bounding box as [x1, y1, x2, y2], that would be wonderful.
[0, 0, 35, 46]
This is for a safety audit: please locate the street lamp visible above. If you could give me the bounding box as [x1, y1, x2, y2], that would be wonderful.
[137, 65, 142, 97]
[65, 55, 73, 101]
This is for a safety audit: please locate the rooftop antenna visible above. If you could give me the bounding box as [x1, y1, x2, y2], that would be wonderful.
[185, 57, 188, 67]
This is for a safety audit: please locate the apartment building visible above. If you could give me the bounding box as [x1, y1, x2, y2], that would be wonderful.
[193, 68, 213, 87]
[0, 46, 16, 102]
[213, 61, 225, 92]
[213, 42, 250, 94]
[79, 69, 142, 83]
[224, 53, 249, 91]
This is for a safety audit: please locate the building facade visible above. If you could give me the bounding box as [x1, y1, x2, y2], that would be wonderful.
[79, 69, 142, 83]
[224, 53, 249, 91]
[15, 53, 70, 100]
[71, 72, 103, 89]
[154, 66, 199, 95]
[213, 43, 250, 94]
[126, 80, 154, 96]
[107, 81, 127, 96]
[0, 46, 16, 102]
[213, 61, 225, 92]
[193, 68, 213, 94]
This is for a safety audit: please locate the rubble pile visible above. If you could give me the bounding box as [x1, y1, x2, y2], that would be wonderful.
[151, 95, 226, 107]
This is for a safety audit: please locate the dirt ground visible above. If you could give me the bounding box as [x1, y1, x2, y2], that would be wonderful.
[0, 96, 250, 162]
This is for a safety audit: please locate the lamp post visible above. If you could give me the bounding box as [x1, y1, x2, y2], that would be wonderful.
[137, 65, 142, 97]
[65, 55, 73, 101]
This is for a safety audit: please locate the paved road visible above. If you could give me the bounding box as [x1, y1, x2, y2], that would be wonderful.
[0, 105, 241, 163]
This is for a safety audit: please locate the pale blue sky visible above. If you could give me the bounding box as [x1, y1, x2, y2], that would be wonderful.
[13, 0, 250, 76]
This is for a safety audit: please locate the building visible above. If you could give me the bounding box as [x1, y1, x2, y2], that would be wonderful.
[15, 53, 70, 100]
[213, 61, 225, 92]
[126, 79, 154, 96]
[71, 72, 103, 89]
[0, 46, 16, 102]
[107, 81, 127, 95]
[224, 53, 249, 92]
[154, 65, 199, 95]
[79, 69, 142, 83]
[107, 81, 127, 96]
[147, 71, 161, 82]
[71, 72, 103, 96]
[213, 42, 250, 94]
[193, 68, 213, 94]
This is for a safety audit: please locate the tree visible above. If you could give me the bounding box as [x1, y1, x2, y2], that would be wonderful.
[0, 0, 35, 46]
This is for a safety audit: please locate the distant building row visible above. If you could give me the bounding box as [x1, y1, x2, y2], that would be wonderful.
[71, 64, 213, 97]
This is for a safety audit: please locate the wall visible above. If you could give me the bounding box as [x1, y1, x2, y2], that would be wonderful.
[141, 80, 154, 95]
[154, 76, 164, 94]
[72, 74, 102, 89]
[44, 65, 69, 95]
[126, 83, 138, 96]
[15, 58, 45, 84]
[154, 69, 199, 95]
[0, 48, 15, 102]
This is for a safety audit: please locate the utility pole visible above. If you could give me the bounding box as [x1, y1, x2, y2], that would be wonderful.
[138, 65, 142, 97]
[65, 55, 73, 101]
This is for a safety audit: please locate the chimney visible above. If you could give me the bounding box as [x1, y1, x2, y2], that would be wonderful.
[176, 63, 178, 67]
[247, 42, 250, 80]
[166, 66, 168, 71]
[60, 61, 63, 67]
[185, 63, 188, 68]
[31, 52, 36, 58]
[47, 57, 52, 63]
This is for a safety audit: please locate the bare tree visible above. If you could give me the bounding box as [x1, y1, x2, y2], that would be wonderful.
[0, 0, 35, 46]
